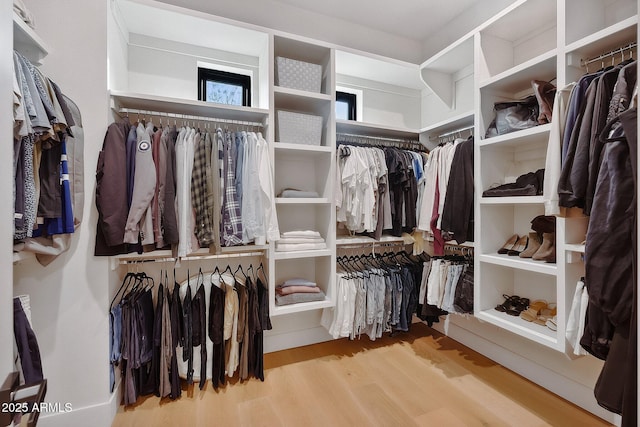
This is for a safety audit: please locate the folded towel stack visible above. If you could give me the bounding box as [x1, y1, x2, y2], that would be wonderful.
[275, 278, 326, 306]
[278, 189, 320, 198]
[275, 230, 327, 252]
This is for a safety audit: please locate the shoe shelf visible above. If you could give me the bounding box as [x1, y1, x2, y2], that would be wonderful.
[476, 308, 559, 350]
[479, 254, 557, 276]
[564, 243, 585, 254]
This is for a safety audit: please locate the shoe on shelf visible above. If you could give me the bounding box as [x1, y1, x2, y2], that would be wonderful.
[533, 303, 557, 326]
[519, 232, 542, 258]
[508, 235, 529, 256]
[520, 299, 548, 322]
[495, 294, 528, 316]
[498, 234, 519, 255]
[532, 232, 556, 263]
[546, 316, 558, 331]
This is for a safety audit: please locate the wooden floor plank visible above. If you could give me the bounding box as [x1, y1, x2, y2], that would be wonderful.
[112, 323, 612, 427]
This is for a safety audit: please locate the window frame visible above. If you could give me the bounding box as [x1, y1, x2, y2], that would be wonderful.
[197, 67, 251, 107]
[336, 91, 357, 121]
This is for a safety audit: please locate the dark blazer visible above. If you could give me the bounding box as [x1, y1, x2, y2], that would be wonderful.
[95, 120, 130, 255]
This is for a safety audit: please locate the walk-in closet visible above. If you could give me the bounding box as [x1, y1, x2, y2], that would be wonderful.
[3, 0, 638, 426]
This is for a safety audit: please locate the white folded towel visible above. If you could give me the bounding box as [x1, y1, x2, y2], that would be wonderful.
[281, 230, 322, 239]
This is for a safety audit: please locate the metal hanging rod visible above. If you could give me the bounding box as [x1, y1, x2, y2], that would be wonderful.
[336, 133, 426, 151]
[430, 125, 475, 141]
[581, 42, 637, 68]
[116, 107, 265, 128]
[117, 250, 265, 265]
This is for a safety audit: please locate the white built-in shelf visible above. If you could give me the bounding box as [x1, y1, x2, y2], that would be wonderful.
[110, 90, 269, 123]
[271, 298, 334, 316]
[420, 111, 474, 136]
[420, 34, 474, 108]
[112, 245, 268, 263]
[479, 123, 551, 148]
[480, 196, 544, 205]
[479, 49, 557, 93]
[336, 235, 407, 246]
[565, 16, 638, 57]
[479, 253, 558, 276]
[336, 120, 419, 139]
[565, 243, 586, 254]
[476, 308, 558, 350]
[274, 142, 333, 154]
[13, 12, 49, 65]
[273, 249, 332, 260]
[276, 198, 329, 205]
[274, 86, 332, 114]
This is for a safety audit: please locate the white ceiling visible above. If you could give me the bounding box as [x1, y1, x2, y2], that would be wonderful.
[273, 0, 479, 41]
[155, 0, 517, 63]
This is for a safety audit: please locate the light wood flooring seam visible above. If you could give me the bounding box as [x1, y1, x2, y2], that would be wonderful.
[112, 323, 612, 427]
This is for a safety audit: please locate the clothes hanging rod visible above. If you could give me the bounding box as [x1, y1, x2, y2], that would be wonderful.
[581, 42, 637, 67]
[431, 125, 475, 140]
[117, 250, 265, 265]
[336, 132, 419, 144]
[115, 107, 265, 127]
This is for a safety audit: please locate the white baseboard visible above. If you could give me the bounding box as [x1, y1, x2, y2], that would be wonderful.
[37, 387, 119, 427]
[264, 326, 334, 353]
[431, 319, 621, 425]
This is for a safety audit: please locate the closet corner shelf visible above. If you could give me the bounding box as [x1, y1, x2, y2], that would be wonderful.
[271, 298, 334, 316]
[419, 111, 474, 137]
[565, 16, 638, 57]
[479, 253, 558, 275]
[479, 49, 557, 93]
[273, 249, 333, 260]
[274, 142, 333, 154]
[478, 123, 551, 148]
[109, 90, 269, 122]
[336, 119, 419, 139]
[479, 195, 544, 205]
[476, 308, 559, 350]
[13, 12, 49, 65]
[275, 197, 330, 205]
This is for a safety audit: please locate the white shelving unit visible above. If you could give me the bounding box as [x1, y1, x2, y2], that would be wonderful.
[270, 35, 337, 317]
[12, 12, 49, 65]
[464, 0, 637, 353]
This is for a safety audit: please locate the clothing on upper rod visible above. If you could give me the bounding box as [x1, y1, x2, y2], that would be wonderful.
[12, 51, 85, 265]
[95, 115, 279, 257]
[417, 135, 474, 255]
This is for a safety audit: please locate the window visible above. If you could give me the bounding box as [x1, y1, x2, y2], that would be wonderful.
[198, 67, 251, 107]
[336, 91, 357, 121]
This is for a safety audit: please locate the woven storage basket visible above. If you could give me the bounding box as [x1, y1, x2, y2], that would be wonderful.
[275, 57, 322, 93]
[277, 110, 323, 145]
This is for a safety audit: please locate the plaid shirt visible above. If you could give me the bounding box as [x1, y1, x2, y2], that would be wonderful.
[191, 131, 214, 246]
[221, 130, 243, 246]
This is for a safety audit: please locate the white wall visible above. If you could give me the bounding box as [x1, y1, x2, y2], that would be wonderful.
[126, 33, 262, 105]
[421, 64, 475, 128]
[12, 1, 113, 426]
[337, 74, 421, 129]
[1, 0, 14, 379]
[108, 0, 129, 92]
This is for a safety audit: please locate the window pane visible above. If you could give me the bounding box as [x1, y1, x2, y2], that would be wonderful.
[336, 100, 350, 120]
[205, 81, 244, 105]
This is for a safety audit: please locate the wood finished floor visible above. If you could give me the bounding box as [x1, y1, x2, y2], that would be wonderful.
[112, 322, 611, 427]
